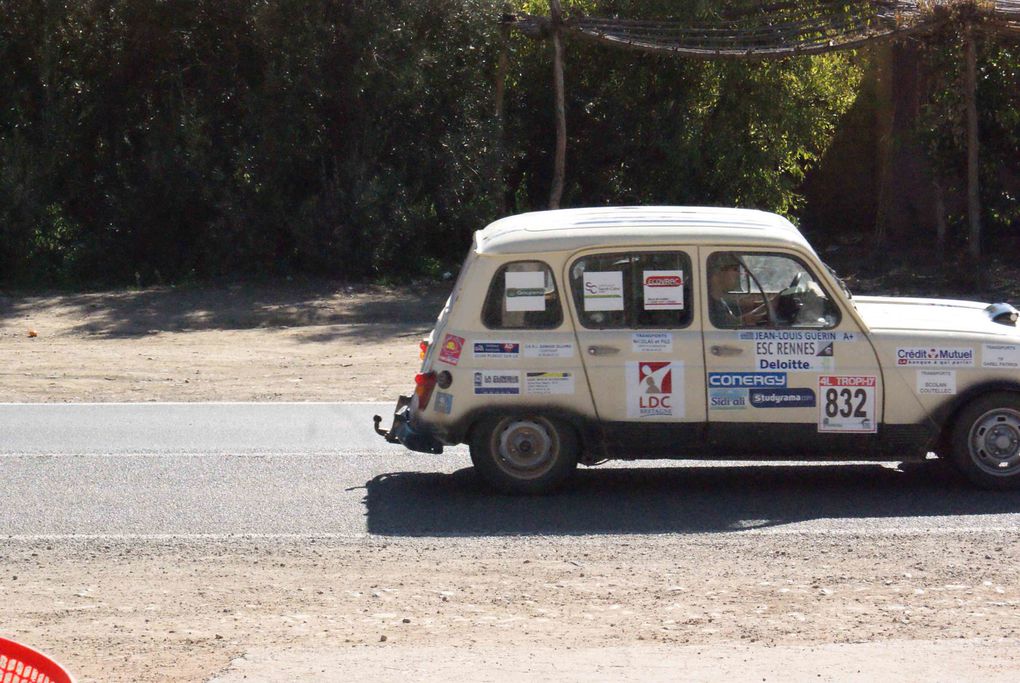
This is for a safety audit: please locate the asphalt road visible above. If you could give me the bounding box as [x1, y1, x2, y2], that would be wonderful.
[2, 402, 1020, 538]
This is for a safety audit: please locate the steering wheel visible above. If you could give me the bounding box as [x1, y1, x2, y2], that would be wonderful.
[776, 272, 810, 323]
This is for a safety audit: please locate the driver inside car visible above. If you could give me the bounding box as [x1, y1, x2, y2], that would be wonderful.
[707, 253, 769, 328]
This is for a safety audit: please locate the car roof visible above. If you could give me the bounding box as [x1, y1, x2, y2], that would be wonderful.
[474, 206, 812, 255]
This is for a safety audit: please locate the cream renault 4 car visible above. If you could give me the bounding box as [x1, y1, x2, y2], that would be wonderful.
[374, 207, 1020, 494]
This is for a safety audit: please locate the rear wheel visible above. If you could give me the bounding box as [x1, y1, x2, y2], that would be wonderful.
[951, 392, 1020, 490]
[469, 415, 578, 494]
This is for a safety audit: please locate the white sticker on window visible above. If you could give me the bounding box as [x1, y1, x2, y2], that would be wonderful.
[632, 332, 673, 353]
[642, 270, 684, 310]
[917, 370, 956, 395]
[583, 271, 624, 311]
[505, 271, 546, 312]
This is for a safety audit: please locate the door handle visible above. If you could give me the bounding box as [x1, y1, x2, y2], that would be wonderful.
[710, 345, 743, 357]
[587, 345, 620, 356]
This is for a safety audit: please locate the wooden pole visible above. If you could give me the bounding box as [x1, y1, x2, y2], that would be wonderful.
[964, 24, 981, 264]
[549, 0, 566, 210]
[494, 23, 510, 214]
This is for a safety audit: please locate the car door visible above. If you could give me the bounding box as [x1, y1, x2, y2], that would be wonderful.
[701, 247, 884, 456]
[567, 248, 707, 457]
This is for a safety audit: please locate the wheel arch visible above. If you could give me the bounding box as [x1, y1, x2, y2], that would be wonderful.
[453, 405, 600, 460]
[929, 380, 1020, 455]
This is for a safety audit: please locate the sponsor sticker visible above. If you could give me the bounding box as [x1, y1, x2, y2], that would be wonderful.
[749, 388, 816, 408]
[632, 332, 673, 353]
[434, 391, 453, 414]
[473, 370, 521, 395]
[525, 371, 575, 395]
[818, 375, 877, 433]
[642, 270, 684, 310]
[738, 331, 857, 342]
[754, 338, 835, 372]
[895, 347, 974, 367]
[983, 343, 1020, 368]
[523, 342, 574, 358]
[708, 372, 787, 388]
[627, 361, 684, 419]
[473, 341, 520, 359]
[438, 334, 464, 366]
[916, 370, 956, 395]
[709, 387, 748, 410]
[583, 271, 625, 311]
[505, 271, 546, 312]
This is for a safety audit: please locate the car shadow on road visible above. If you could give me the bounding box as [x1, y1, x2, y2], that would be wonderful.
[363, 461, 1020, 536]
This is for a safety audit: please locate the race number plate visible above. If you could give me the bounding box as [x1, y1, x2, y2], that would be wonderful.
[818, 375, 877, 433]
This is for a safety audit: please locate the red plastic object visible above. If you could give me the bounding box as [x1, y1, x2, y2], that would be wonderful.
[0, 637, 75, 683]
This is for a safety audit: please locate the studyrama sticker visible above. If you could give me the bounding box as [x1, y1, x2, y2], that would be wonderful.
[438, 334, 464, 366]
[627, 361, 684, 419]
[818, 375, 877, 433]
[642, 270, 684, 310]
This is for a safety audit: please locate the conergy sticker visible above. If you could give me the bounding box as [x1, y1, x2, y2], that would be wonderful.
[473, 370, 520, 395]
[438, 334, 464, 366]
[627, 361, 684, 419]
[983, 343, 1020, 368]
[818, 375, 877, 433]
[916, 370, 956, 395]
[525, 371, 574, 395]
[708, 372, 786, 388]
[895, 347, 974, 367]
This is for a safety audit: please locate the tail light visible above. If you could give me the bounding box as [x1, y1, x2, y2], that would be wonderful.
[415, 371, 437, 409]
[419, 339, 429, 360]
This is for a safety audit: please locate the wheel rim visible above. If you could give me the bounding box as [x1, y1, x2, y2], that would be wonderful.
[490, 417, 560, 480]
[968, 407, 1020, 477]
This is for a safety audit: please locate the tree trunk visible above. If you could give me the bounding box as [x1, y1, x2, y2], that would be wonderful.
[964, 25, 982, 266]
[549, 0, 566, 210]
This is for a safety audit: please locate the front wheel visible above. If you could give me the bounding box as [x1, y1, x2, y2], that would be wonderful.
[951, 392, 1020, 490]
[469, 415, 578, 494]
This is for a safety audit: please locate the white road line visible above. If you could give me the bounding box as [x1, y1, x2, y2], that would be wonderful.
[0, 401, 390, 406]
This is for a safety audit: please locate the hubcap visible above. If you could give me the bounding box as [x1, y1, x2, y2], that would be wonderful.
[969, 408, 1020, 476]
[495, 419, 557, 477]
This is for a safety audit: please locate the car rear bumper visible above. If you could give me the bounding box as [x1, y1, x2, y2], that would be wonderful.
[373, 395, 445, 454]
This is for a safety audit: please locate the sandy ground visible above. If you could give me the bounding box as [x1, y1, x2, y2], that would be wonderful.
[0, 282, 448, 402]
[4, 534, 1020, 682]
[4, 283, 1020, 681]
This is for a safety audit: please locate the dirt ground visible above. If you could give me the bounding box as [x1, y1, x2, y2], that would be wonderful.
[0, 282, 449, 403]
[4, 533, 1020, 682]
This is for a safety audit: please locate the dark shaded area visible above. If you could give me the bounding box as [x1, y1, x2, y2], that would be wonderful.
[363, 461, 1020, 537]
[0, 281, 450, 339]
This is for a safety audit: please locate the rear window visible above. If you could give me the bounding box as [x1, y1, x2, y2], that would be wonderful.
[481, 261, 563, 329]
[569, 251, 694, 329]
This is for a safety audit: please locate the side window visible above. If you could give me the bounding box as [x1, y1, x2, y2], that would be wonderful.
[569, 252, 693, 329]
[706, 251, 840, 329]
[481, 261, 563, 329]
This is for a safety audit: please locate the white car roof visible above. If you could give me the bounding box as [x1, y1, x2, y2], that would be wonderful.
[474, 206, 812, 255]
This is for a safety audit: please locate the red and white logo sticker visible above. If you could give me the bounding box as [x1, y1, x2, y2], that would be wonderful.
[627, 361, 683, 418]
[438, 334, 464, 366]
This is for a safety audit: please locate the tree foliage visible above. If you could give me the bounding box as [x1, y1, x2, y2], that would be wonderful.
[0, 1, 1012, 286]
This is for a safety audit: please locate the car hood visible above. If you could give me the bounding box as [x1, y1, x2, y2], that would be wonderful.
[854, 295, 1020, 337]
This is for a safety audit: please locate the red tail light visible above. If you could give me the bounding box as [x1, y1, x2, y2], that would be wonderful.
[415, 371, 437, 409]
[419, 340, 428, 360]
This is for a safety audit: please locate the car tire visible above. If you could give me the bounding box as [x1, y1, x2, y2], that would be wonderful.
[469, 415, 578, 494]
[950, 392, 1020, 490]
